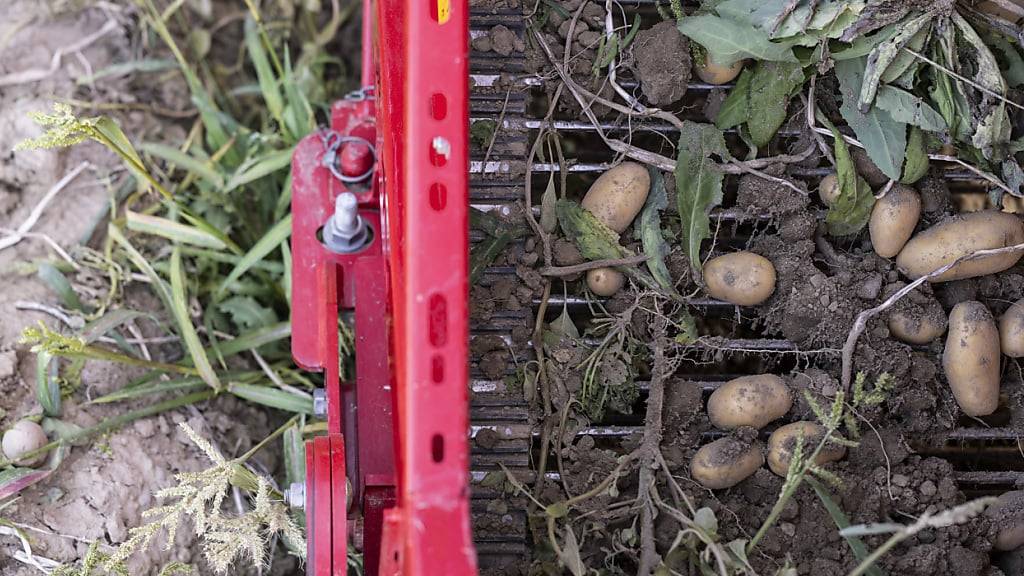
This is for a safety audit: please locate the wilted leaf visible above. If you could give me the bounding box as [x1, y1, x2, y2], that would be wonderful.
[678, 14, 797, 65]
[556, 200, 631, 262]
[694, 507, 719, 536]
[879, 21, 930, 84]
[549, 306, 580, 340]
[988, 34, 1024, 88]
[559, 527, 585, 576]
[746, 61, 805, 147]
[822, 116, 875, 236]
[837, 58, 906, 180]
[218, 296, 278, 330]
[540, 174, 558, 234]
[1003, 161, 1024, 198]
[675, 122, 727, 277]
[874, 85, 946, 132]
[859, 12, 931, 110]
[901, 126, 929, 184]
[637, 167, 674, 292]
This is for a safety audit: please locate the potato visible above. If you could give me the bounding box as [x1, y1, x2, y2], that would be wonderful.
[943, 301, 1001, 416]
[987, 491, 1024, 551]
[587, 267, 624, 296]
[888, 307, 947, 345]
[1000, 298, 1024, 357]
[869, 184, 921, 258]
[767, 421, 845, 476]
[695, 59, 744, 85]
[704, 252, 776, 306]
[707, 375, 792, 430]
[895, 211, 1024, 282]
[690, 436, 764, 489]
[818, 173, 840, 206]
[581, 162, 650, 233]
[1, 420, 48, 467]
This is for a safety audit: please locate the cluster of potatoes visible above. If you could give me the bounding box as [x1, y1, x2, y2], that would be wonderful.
[689, 375, 844, 489]
[822, 176, 1024, 417]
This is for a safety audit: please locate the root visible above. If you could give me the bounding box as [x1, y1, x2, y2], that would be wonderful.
[637, 317, 669, 576]
[540, 254, 650, 276]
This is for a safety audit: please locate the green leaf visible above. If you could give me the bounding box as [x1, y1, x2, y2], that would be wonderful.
[76, 58, 176, 84]
[836, 58, 906, 180]
[874, 85, 946, 132]
[821, 115, 875, 236]
[901, 126, 929, 184]
[746, 61, 805, 147]
[832, 24, 897, 61]
[109, 225, 174, 314]
[216, 214, 292, 297]
[880, 23, 930, 85]
[284, 420, 306, 485]
[81, 309, 149, 344]
[674, 122, 727, 277]
[807, 476, 885, 576]
[228, 382, 314, 414]
[126, 211, 227, 250]
[170, 247, 222, 391]
[988, 34, 1024, 88]
[223, 147, 294, 192]
[678, 14, 797, 66]
[37, 262, 86, 312]
[35, 352, 60, 417]
[715, 68, 752, 129]
[244, 17, 284, 130]
[139, 142, 224, 187]
[637, 168, 674, 292]
[218, 296, 278, 330]
[858, 12, 930, 110]
[89, 375, 208, 404]
[556, 200, 631, 262]
[215, 321, 291, 357]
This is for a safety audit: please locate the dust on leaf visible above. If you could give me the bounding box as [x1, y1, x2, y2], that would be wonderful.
[675, 122, 727, 278]
[556, 199, 631, 262]
[874, 85, 946, 132]
[716, 68, 752, 130]
[746, 61, 805, 147]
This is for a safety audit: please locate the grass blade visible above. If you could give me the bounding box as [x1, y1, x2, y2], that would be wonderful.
[126, 210, 228, 250]
[109, 225, 174, 314]
[228, 382, 314, 414]
[139, 142, 225, 187]
[89, 376, 208, 404]
[214, 321, 291, 358]
[244, 17, 284, 130]
[36, 262, 87, 312]
[223, 147, 294, 192]
[35, 352, 61, 417]
[216, 214, 292, 298]
[170, 247, 222, 391]
[807, 477, 885, 576]
[81, 309, 150, 344]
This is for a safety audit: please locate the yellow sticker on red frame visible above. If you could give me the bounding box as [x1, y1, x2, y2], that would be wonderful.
[437, 0, 450, 23]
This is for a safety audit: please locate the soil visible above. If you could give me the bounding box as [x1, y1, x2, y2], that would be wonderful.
[631, 21, 691, 107]
[0, 3, 282, 574]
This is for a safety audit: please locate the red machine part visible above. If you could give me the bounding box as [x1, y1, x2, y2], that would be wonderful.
[290, 0, 476, 573]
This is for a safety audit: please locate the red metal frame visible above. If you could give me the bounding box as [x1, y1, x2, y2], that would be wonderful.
[290, 0, 475, 573]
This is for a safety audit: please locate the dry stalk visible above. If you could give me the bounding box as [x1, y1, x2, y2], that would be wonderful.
[540, 254, 650, 276]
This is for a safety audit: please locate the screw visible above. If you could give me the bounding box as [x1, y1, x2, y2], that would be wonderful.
[323, 192, 370, 254]
[284, 482, 305, 509]
[313, 388, 327, 418]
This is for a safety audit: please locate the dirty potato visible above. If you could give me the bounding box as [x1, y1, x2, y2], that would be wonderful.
[943, 301, 1001, 416]
[895, 211, 1024, 282]
[581, 162, 650, 233]
[704, 252, 776, 306]
[888, 307, 947, 345]
[1, 420, 48, 467]
[586, 267, 624, 296]
[818, 173, 840, 206]
[987, 491, 1024, 551]
[690, 436, 764, 489]
[869, 184, 921, 258]
[767, 421, 845, 476]
[707, 375, 792, 430]
[1000, 298, 1024, 358]
[694, 58, 744, 85]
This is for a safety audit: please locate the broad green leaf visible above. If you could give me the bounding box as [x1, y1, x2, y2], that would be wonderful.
[715, 68, 752, 129]
[807, 477, 885, 576]
[139, 142, 224, 187]
[228, 382, 313, 414]
[821, 115, 875, 236]
[224, 147, 294, 192]
[218, 296, 278, 330]
[36, 352, 60, 417]
[170, 247, 222, 391]
[637, 167, 674, 292]
[901, 126, 929, 184]
[747, 61, 805, 146]
[675, 122, 727, 276]
[678, 14, 797, 66]
[859, 12, 931, 110]
[831, 24, 897, 61]
[37, 262, 86, 312]
[126, 210, 227, 250]
[216, 214, 292, 297]
[879, 20, 930, 83]
[1003, 160, 1024, 198]
[874, 85, 946, 132]
[837, 58, 906, 180]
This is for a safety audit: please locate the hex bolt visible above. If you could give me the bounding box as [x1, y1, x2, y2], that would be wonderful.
[284, 482, 305, 509]
[313, 388, 327, 418]
[323, 192, 370, 254]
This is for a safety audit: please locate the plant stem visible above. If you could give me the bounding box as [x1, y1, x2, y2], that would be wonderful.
[235, 415, 300, 463]
[847, 532, 907, 576]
